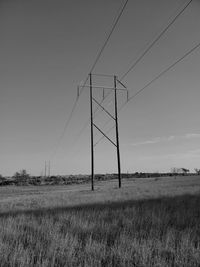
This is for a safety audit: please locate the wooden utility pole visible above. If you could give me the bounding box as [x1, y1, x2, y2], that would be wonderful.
[114, 75, 121, 188]
[90, 73, 94, 191]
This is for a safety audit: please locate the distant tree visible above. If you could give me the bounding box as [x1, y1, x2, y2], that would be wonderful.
[181, 168, 190, 175]
[171, 167, 180, 175]
[13, 172, 20, 178]
[0, 174, 6, 186]
[0, 174, 5, 181]
[13, 169, 30, 184]
[194, 168, 200, 175]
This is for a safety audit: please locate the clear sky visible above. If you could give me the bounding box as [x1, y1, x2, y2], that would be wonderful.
[1, 0, 200, 176]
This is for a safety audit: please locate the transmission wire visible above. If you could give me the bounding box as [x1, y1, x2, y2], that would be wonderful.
[79, 0, 129, 97]
[49, 0, 129, 160]
[120, 0, 193, 81]
[94, 40, 200, 147]
[73, 0, 194, 150]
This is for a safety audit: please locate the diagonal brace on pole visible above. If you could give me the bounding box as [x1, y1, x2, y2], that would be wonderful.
[92, 97, 115, 121]
[116, 79, 127, 89]
[93, 123, 117, 147]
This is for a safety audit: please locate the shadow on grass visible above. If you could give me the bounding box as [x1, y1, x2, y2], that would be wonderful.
[0, 192, 200, 219]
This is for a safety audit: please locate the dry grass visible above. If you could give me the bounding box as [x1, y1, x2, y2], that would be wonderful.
[0, 175, 199, 213]
[0, 176, 199, 266]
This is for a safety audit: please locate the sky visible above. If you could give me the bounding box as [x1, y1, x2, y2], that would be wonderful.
[1, 0, 200, 176]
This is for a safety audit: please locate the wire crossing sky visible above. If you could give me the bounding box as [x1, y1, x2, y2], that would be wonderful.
[119, 0, 193, 81]
[81, 0, 194, 148]
[1, 0, 200, 176]
[49, 0, 129, 160]
[95, 39, 200, 147]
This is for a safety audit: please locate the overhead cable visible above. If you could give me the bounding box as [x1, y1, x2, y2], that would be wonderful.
[120, 0, 193, 80]
[94, 40, 200, 147]
[87, 0, 194, 133]
[49, 0, 129, 159]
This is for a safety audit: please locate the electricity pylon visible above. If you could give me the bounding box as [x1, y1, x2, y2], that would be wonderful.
[78, 73, 128, 190]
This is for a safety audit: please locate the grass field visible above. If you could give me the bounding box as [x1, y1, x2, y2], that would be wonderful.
[0, 176, 200, 266]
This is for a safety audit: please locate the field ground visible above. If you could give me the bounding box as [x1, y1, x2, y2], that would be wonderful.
[0, 175, 200, 266]
[0, 175, 199, 213]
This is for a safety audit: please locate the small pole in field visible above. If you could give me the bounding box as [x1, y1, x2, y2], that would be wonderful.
[44, 161, 46, 178]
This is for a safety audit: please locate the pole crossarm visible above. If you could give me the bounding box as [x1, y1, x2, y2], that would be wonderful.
[92, 97, 115, 121]
[92, 73, 114, 78]
[93, 123, 117, 147]
[78, 85, 128, 91]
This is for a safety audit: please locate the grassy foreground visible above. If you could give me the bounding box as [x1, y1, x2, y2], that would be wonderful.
[0, 194, 200, 267]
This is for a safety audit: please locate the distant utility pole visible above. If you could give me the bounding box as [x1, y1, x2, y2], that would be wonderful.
[44, 161, 47, 178]
[78, 73, 128, 190]
[48, 161, 51, 177]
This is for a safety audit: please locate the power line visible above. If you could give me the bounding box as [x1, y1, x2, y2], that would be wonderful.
[81, 0, 193, 140]
[92, 0, 194, 147]
[52, 0, 193, 159]
[49, 0, 129, 160]
[68, 0, 187, 153]
[79, 0, 129, 96]
[94, 40, 200, 147]
[120, 0, 193, 81]
[121, 40, 200, 109]
[89, 0, 129, 74]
